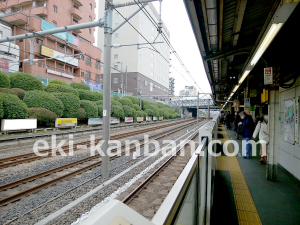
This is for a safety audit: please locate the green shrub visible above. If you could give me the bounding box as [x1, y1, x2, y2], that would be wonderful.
[118, 98, 134, 108]
[52, 92, 80, 118]
[0, 71, 10, 88]
[144, 105, 159, 117]
[49, 79, 68, 86]
[28, 107, 57, 126]
[45, 84, 78, 96]
[9, 72, 43, 91]
[70, 82, 90, 90]
[95, 100, 103, 105]
[123, 105, 136, 117]
[11, 88, 26, 99]
[113, 95, 120, 100]
[77, 89, 103, 101]
[133, 104, 142, 111]
[77, 108, 87, 121]
[0, 98, 3, 118]
[98, 105, 103, 117]
[23, 91, 64, 117]
[123, 96, 140, 105]
[144, 109, 154, 117]
[0, 93, 28, 119]
[112, 99, 123, 107]
[112, 105, 125, 120]
[135, 110, 144, 119]
[80, 100, 98, 118]
[0, 88, 18, 97]
[158, 109, 164, 117]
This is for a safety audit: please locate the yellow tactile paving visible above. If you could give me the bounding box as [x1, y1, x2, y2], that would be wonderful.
[217, 124, 262, 225]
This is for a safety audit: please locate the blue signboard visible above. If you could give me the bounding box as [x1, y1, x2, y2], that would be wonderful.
[41, 21, 79, 46]
[86, 81, 102, 89]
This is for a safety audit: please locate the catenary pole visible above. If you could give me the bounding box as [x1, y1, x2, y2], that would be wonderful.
[197, 92, 199, 125]
[102, 0, 113, 178]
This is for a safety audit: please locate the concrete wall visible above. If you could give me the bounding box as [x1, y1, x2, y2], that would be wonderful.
[278, 77, 300, 180]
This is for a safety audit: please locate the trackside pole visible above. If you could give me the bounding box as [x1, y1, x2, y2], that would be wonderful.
[102, 0, 113, 178]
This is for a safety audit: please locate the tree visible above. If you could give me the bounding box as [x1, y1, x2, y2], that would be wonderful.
[9, 72, 43, 91]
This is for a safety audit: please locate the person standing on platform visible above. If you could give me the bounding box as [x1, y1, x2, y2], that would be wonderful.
[238, 111, 255, 158]
[253, 115, 269, 163]
[234, 112, 241, 139]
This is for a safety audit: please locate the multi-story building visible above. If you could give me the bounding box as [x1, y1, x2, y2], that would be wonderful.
[179, 86, 197, 97]
[169, 77, 175, 96]
[0, 0, 102, 88]
[97, 1, 170, 101]
[0, 22, 20, 73]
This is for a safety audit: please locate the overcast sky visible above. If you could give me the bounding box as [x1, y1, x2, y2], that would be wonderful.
[96, 0, 211, 95]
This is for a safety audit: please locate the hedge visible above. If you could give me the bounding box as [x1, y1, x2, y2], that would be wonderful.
[77, 89, 103, 101]
[28, 107, 57, 126]
[0, 88, 18, 97]
[23, 91, 64, 117]
[112, 99, 123, 107]
[123, 105, 136, 117]
[135, 110, 145, 119]
[0, 98, 3, 118]
[112, 105, 125, 120]
[0, 71, 10, 88]
[77, 108, 87, 121]
[9, 72, 43, 91]
[118, 98, 134, 108]
[133, 104, 142, 111]
[98, 105, 103, 117]
[0, 93, 28, 119]
[80, 100, 98, 118]
[49, 79, 68, 86]
[45, 84, 78, 96]
[52, 92, 80, 118]
[123, 96, 140, 105]
[11, 88, 26, 100]
[95, 100, 103, 105]
[70, 82, 90, 90]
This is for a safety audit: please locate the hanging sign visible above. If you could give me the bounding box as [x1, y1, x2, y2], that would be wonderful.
[264, 67, 273, 85]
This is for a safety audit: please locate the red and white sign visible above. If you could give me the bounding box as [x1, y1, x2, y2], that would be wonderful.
[264, 67, 273, 85]
[98, 117, 120, 124]
[146, 117, 152, 122]
[125, 117, 134, 123]
[0, 59, 9, 69]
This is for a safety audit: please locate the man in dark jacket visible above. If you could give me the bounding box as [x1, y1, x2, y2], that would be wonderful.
[233, 112, 240, 139]
[238, 111, 255, 158]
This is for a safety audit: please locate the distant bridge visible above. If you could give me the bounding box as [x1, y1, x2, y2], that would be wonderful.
[169, 98, 219, 110]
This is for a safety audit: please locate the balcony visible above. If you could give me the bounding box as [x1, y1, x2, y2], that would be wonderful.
[2, 12, 28, 25]
[7, 0, 33, 8]
[73, 0, 83, 7]
[30, 6, 47, 16]
[71, 8, 82, 20]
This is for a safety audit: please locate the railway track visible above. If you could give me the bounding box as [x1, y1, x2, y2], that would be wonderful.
[0, 119, 193, 169]
[119, 129, 199, 220]
[0, 119, 200, 206]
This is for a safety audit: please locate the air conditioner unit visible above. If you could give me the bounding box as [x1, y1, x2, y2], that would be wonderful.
[81, 79, 86, 83]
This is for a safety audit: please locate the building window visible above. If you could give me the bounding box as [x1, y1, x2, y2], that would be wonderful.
[86, 55, 92, 66]
[89, 4, 93, 9]
[152, 26, 155, 33]
[150, 72, 153, 77]
[140, 22, 142, 28]
[86, 71, 91, 81]
[59, 64, 64, 69]
[53, 5, 57, 13]
[150, 82, 153, 92]
[151, 53, 154, 60]
[114, 54, 118, 60]
[53, 21, 57, 26]
[151, 63, 154, 69]
[73, 18, 78, 24]
[89, 29, 91, 34]
[81, 72, 85, 77]
[114, 65, 118, 70]
[115, 33, 119, 38]
[96, 74, 100, 84]
[145, 81, 148, 86]
[59, 44, 65, 49]
[115, 23, 119, 28]
[96, 60, 101, 69]
[89, 16, 92, 21]
[115, 12, 119, 17]
[113, 78, 118, 83]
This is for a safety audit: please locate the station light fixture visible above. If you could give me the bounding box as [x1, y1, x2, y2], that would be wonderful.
[250, 23, 283, 66]
[238, 70, 251, 85]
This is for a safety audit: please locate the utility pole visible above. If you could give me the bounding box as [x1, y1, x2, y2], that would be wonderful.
[102, 0, 113, 178]
[140, 86, 143, 109]
[197, 92, 199, 125]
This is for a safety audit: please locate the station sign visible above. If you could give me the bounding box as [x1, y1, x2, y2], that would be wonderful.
[264, 67, 273, 85]
[1, 119, 37, 131]
[159, 116, 164, 120]
[153, 117, 158, 121]
[55, 118, 77, 128]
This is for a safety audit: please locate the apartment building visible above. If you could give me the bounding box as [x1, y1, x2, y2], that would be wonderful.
[97, 1, 170, 100]
[0, 0, 102, 87]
